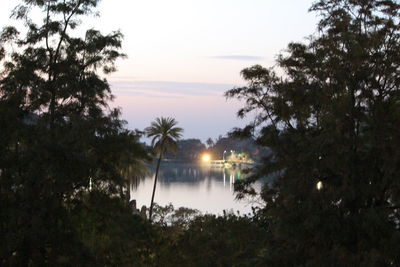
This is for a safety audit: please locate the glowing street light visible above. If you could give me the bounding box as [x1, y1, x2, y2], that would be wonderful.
[202, 154, 210, 162]
[316, 181, 323, 190]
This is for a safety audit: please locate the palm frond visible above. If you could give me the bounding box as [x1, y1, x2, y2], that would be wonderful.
[145, 117, 183, 155]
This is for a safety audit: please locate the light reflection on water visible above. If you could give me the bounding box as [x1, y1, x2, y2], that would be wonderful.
[131, 162, 262, 215]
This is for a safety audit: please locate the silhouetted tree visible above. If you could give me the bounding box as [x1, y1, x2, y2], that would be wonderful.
[145, 117, 183, 221]
[226, 0, 400, 265]
[206, 137, 214, 148]
[118, 132, 151, 203]
[0, 0, 147, 264]
[164, 139, 206, 161]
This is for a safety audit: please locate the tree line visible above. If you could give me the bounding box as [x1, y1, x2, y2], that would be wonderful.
[162, 136, 270, 162]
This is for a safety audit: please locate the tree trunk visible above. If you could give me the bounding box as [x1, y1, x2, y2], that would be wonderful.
[148, 151, 163, 221]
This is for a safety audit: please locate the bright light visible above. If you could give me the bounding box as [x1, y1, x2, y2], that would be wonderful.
[202, 154, 210, 162]
[316, 181, 323, 190]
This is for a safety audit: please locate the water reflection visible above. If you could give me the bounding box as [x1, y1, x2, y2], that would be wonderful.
[131, 162, 260, 215]
[157, 163, 245, 191]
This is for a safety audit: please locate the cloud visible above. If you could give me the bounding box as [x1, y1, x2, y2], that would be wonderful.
[209, 55, 264, 61]
[110, 80, 236, 98]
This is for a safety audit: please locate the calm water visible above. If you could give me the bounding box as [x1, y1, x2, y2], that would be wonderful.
[131, 162, 263, 215]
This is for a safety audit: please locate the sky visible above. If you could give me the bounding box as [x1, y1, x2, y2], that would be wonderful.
[0, 0, 318, 142]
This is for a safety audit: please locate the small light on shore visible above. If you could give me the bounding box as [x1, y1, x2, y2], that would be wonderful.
[316, 181, 323, 190]
[202, 154, 210, 162]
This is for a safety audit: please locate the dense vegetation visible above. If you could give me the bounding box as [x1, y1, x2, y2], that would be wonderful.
[226, 0, 400, 265]
[0, 0, 148, 265]
[1, 0, 399, 266]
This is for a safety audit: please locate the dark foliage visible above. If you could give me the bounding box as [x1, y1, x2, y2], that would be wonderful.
[0, 0, 149, 265]
[150, 205, 267, 267]
[210, 136, 271, 161]
[170, 213, 267, 267]
[164, 139, 206, 162]
[226, 0, 400, 265]
[70, 191, 158, 266]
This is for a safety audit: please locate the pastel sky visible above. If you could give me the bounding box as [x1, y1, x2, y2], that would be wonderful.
[0, 0, 318, 142]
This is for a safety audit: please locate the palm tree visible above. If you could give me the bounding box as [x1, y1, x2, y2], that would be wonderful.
[145, 117, 183, 221]
[117, 131, 151, 203]
[121, 158, 150, 203]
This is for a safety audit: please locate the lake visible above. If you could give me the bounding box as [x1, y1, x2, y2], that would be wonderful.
[130, 162, 264, 215]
